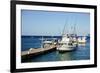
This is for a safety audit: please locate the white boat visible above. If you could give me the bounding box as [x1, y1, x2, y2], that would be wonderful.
[78, 36, 86, 44]
[43, 40, 53, 48]
[56, 20, 77, 51]
[57, 34, 75, 51]
[43, 38, 57, 48]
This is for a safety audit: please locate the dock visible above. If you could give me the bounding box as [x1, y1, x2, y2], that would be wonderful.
[21, 45, 56, 59]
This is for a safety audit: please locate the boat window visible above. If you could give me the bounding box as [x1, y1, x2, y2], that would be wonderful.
[68, 43, 72, 45]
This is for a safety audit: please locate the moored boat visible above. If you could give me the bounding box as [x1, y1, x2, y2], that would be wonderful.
[57, 34, 75, 52]
[77, 36, 86, 44]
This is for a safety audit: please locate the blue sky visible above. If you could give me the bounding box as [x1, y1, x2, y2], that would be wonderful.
[21, 10, 90, 36]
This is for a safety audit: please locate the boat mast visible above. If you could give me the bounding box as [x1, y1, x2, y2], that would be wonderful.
[41, 36, 43, 48]
[62, 20, 67, 36]
[73, 23, 76, 35]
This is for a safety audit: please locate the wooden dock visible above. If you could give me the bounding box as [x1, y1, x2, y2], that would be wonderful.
[21, 45, 56, 59]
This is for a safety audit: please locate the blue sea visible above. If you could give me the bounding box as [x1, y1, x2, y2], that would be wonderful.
[21, 36, 90, 62]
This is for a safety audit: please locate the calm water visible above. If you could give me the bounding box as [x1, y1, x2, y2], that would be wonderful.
[21, 36, 90, 63]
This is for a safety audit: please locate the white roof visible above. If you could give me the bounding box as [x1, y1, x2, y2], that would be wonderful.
[43, 41, 53, 43]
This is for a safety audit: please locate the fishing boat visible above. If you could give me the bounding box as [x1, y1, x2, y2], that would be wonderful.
[77, 36, 86, 44]
[57, 34, 75, 52]
[56, 19, 78, 52]
[42, 37, 57, 48]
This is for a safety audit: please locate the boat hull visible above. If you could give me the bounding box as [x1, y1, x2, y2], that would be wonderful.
[57, 45, 75, 52]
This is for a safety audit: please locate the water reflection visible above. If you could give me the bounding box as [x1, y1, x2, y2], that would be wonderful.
[78, 43, 86, 46]
[56, 51, 73, 61]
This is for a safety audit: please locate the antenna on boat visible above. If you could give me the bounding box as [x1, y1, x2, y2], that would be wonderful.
[73, 16, 77, 36]
[41, 36, 43, 48]
[73, 23, 76, 35]
[62, 19, 68, 36]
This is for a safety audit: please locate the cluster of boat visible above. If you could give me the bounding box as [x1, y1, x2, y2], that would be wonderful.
[57, 34, 86, 51]
[42, 34, 86, 52]
[41, 20, 87, 52]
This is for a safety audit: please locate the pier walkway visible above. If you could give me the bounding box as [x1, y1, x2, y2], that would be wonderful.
[21, 45, 57, 58]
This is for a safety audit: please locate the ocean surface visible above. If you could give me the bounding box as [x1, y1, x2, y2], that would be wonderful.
[21, 36, 90, 63]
